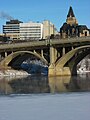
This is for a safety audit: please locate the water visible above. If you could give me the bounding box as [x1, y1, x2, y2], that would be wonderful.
[0, 73, 90, 95]
[0, 74, 90, 120]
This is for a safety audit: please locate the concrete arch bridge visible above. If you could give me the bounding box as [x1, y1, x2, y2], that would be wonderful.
[0, 45, 90, 76]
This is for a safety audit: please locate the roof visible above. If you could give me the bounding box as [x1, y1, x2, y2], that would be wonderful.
[6, 19, 23, 24]
[67, 6, 75, 18]
[60, 23, 90, 33]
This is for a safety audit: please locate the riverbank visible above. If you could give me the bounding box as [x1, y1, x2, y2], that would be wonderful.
[0, 69, 29, 76]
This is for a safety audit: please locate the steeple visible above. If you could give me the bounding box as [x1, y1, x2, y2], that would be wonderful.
[66, 6, 78, 25]
[67, 6, 75, 18]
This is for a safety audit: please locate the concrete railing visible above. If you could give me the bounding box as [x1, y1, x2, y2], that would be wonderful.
[0, 36, 90, 51]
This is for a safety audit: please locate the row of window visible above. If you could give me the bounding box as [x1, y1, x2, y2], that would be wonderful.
[20, 34, 41, 37]
[20, 26, 41, 28]
[3, 29, 20, 32]
[3, 26, 42, 30]
[3, 28, 19, 30]
[3, 31, 19, 33]
[20, 32, 41, 34]
[20, 29, 41, 31]
[3, 26, 19, 28]
[4, 29, 41, 32]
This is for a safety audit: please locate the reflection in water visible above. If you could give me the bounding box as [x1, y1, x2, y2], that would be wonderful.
[9, 75, 50, 94]
[0, 73, 90, 95]
[49, 76, 71, 93]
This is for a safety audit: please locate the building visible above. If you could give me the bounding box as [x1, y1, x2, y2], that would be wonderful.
[20, 20, 58, 40]
[3, 20, 58, 40]
[60, 6, 90, 38]
[3, 19, 23, 40]
[42, 20, 58, 39]
[20, 21, 43, 40]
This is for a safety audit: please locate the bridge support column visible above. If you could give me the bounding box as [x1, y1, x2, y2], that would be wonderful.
[49, 46, 72, 76]
[41, 49, 44, 58]
[33, 50, 36, 53]
[48, 46, 57, 76]
[63, 47, 65, 55]
[72, 46, 74, 50]
[50, 46, 57, 64]
[5, 52, 7, 57]
[49, 46, 66, 76]
[57, 51, 60, 58]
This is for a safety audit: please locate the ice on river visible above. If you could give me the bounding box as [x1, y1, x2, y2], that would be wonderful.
[0, 93, 90, 120]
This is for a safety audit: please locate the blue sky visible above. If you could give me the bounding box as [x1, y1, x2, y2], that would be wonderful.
[0, 0, 90, 33]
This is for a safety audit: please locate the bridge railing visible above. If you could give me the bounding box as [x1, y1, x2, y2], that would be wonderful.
[0, 36, 90, 51]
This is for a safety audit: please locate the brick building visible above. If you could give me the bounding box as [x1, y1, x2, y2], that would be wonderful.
[60, 6, 90, 38]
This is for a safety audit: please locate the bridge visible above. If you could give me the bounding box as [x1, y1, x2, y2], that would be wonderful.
[0, 36, 90, 76]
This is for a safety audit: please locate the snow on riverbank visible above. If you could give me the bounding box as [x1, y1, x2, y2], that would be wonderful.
[0, 69, 29, 76]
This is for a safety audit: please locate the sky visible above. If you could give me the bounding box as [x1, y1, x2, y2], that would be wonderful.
[0, 0, 90, 33]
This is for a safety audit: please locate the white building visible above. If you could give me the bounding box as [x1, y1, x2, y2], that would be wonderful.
[20, 22, 43, 40]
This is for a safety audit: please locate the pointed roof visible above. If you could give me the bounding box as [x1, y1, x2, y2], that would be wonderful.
[67, 6, 75, 18]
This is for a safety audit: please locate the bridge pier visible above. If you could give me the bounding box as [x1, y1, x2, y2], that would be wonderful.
[50, 47, 57, 64]
[48, 65, 71, 76]
[49, 46, 71, 76]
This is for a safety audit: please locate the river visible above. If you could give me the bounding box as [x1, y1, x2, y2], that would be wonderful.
[0, 73, 90, 94]
[0, 74, 90, 120]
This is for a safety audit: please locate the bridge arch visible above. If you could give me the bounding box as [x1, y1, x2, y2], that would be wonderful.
[49, 45, 90, 76]
[56, 45, 90, 65]
[56, 45, 90, 75]
[70, 48, 90, 75]
[0, 51, 48, 69]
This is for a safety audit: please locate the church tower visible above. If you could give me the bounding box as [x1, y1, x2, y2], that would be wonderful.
[60, 6, 90, 38]
[66, 6, 78, 25]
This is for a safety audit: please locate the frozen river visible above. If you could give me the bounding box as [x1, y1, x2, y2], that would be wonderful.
[0, 74, 90, 120]
[0, 93, 90, 120]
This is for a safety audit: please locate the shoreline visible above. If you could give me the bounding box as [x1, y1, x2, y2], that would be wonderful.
[0, 69, 30, 76]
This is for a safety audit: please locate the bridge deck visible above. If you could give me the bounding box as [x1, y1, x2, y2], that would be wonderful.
[0, 37, 90, 52]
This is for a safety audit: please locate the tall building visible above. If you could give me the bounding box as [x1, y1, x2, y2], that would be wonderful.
[60, 6, 90, 38]
[3, 19, 23, 40]
[20, 21, 43, 40]
[42, 20, 58, 39]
